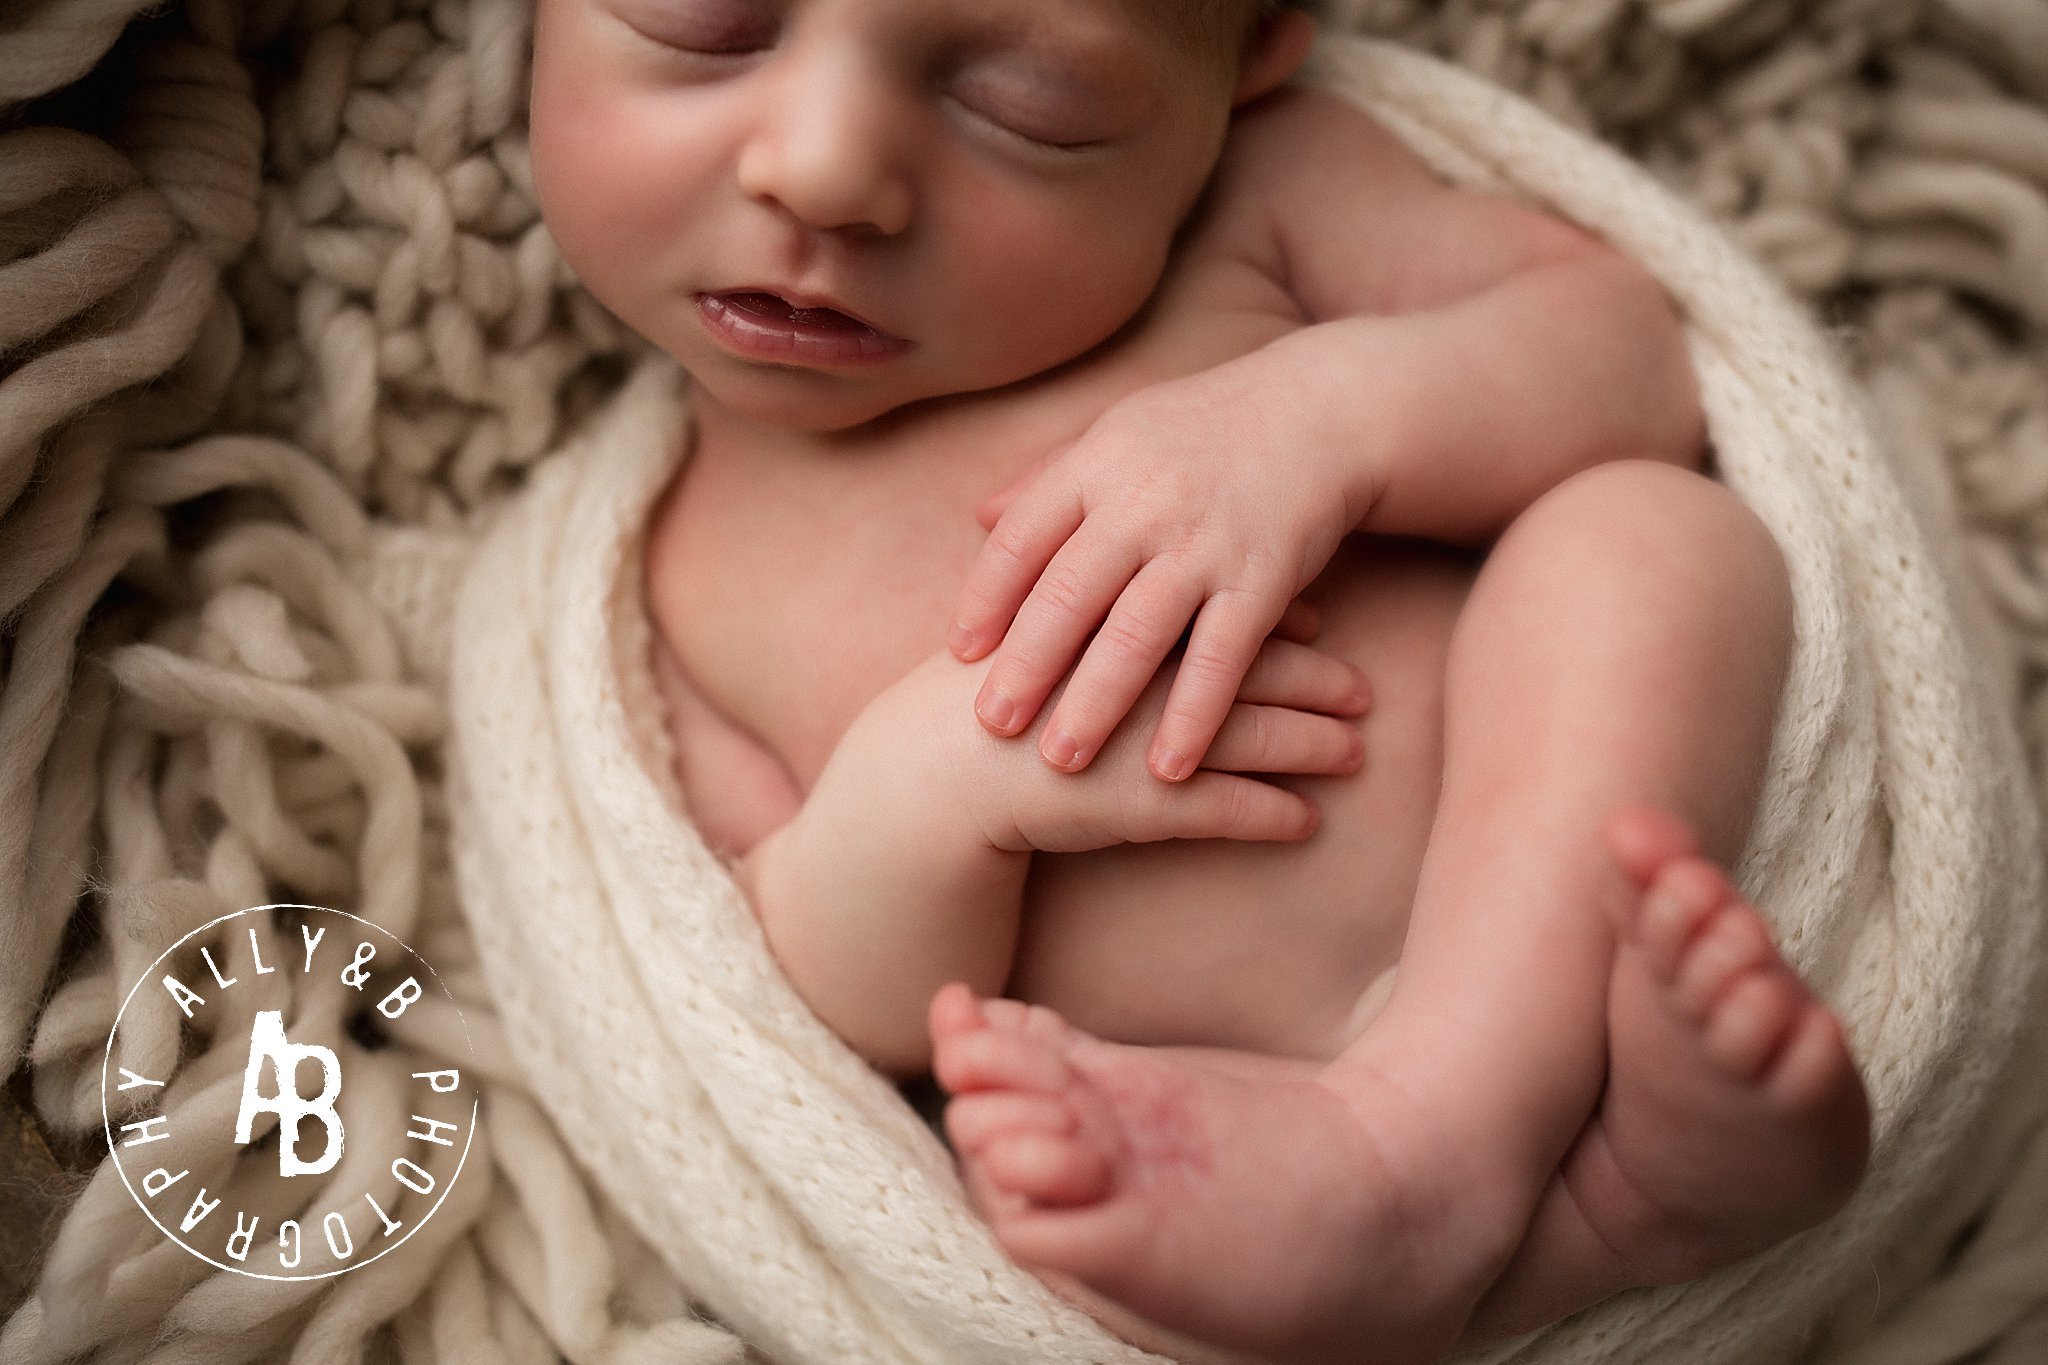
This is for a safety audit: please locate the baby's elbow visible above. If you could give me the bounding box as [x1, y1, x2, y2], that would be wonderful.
[858, 1032, 935, 1083]
[772, 941, 936, 1079]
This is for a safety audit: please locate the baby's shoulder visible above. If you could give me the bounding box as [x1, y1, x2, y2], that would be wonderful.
[1195, 86, 1599, 323]
[1208, 90, 1440, 232]
[1186, 87, 1455, 309]
[1215, 87, 1426, 188]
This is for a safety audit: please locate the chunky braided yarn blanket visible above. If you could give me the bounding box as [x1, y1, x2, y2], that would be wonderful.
[4, 1, 2048, 1362]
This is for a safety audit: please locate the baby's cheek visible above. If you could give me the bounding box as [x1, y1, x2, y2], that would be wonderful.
[938, 186, 1168, 380]
[528, 47, 703, 322]
[528, 102, 620, 282]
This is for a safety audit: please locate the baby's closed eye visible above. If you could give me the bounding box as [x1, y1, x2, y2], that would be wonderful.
[945, 58, 1130, 151]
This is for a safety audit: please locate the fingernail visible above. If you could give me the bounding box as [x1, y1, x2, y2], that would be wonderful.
[1044, 730, 1081, 769]
[1155, 749, 1191, 781]
[978, 692, 1018, 733]
[948, 622, 976, 657]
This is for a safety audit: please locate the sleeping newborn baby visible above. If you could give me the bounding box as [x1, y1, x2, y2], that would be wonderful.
[527, 0, 1872, 1359]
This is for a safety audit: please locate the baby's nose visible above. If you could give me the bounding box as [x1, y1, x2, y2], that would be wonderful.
[737, 58, 913, 237]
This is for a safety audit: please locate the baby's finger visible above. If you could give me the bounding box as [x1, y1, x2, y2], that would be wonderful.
[1202, 704, 1363, 777]
[1146, 588, 1286, 782]
[973, 448, 1065, 532]
[951, 479, 1085, 663]
[1235, 640, 1372, 717]
[1155, 773, 1319, 843]
[974, 528, 1142, 738]
[1037, 560, 1207, 772]
[1273, 598, 1322, 644]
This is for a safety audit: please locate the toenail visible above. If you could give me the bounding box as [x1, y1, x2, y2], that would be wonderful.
[1645, 887, 1689, 927]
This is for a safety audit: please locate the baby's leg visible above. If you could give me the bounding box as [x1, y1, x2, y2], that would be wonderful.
[934, 462, 1861, 1362]
[1330, 459, 1860, 1336]
[1458, 805, 1869, 1345]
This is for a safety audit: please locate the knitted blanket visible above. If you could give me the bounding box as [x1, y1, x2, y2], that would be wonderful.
[438, 37, 2042, 1365]
[7, 0, 2048, 1361]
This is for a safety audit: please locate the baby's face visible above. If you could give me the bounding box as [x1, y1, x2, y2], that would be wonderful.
[530, 0, 1266, 431]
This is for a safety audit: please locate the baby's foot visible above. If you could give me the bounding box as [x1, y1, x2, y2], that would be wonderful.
[929, 985, 1494, 1365]
[1545, 809, 1870, 1289]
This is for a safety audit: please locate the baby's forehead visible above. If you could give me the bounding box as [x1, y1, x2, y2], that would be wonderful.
[951, 0, 1255, 72]
[879, 0, 1257, 50]
[1109, 0, 1258, 48]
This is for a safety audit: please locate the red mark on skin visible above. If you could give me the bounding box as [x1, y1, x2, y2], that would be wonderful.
[1081, 1057, 1214, 1179]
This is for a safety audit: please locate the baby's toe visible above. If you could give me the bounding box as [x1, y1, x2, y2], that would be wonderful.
[1764, 1006, 1862, 1119]
[946, 1091, 1078, 1154]
[929, 982, 987, 1044]
[1603, 806, 1702, 886]
[1631, 859, 1729, 980]
[934, 1019, 1073, 1097]
[1671, 892, 1776, 1020]
[1701, 966, 1802, 1081]
[979, 995, 1082, 1048]
[982, 1128, 1113, 1208]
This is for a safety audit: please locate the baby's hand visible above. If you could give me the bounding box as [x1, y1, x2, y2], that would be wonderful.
[956, 635, 1370, 854]
[948, 372, 1358, 781]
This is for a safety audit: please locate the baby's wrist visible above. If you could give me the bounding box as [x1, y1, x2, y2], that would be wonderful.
[1205, 325, 1390, 534]
[808, 669, 1034, 893]
[740, 738, 1027, 1076]
[848, 649, 1023, 849]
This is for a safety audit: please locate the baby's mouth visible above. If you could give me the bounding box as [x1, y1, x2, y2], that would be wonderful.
[723, 291, 867, 331]
[698, 290, 908, 365]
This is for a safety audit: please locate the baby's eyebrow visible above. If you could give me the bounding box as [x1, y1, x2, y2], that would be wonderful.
[966, 34, 1163, 122]
[959, 7, 1154, 81]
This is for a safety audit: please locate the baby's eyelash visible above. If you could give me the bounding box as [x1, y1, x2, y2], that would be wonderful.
[954, 101, 1105, 155]
[943, 77, 1114, 155]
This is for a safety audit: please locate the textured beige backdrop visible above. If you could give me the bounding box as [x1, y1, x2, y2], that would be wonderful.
[1, 0, 2045, 1360]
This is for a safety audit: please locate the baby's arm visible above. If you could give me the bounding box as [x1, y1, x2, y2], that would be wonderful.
[953, 90, 1704, 777]
[1206, 88, 1707, 542]
[734, 641, 1367, 1077]
[733, 655, 1029, 1078]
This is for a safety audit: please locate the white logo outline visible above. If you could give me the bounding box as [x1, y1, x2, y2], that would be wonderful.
[101, 903, 479, 1282]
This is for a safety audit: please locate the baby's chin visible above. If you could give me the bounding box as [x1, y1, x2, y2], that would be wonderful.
[685, 360, 983, 436]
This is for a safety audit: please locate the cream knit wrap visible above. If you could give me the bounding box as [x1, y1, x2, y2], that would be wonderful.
[437, 38, 2046, 1363]
[5, 1, 2048, 1363]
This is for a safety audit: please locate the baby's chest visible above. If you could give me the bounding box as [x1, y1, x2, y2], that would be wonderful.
[650, 304, 1307, 793]
[646, 456, 990, 794]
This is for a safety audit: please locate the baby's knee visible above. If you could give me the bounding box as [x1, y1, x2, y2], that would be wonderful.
[1508, 460, 1794, 656]
[1528, 461, 1787, 589]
